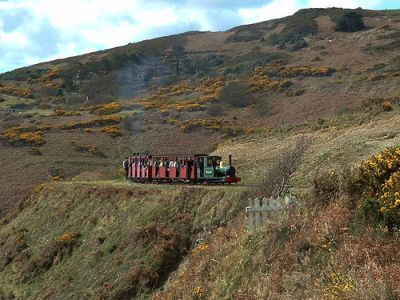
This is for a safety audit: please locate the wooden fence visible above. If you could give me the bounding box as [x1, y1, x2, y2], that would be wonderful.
[246, 195, 295, 231]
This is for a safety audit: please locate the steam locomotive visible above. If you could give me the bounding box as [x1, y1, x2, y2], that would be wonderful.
[127, 153, 241, 184]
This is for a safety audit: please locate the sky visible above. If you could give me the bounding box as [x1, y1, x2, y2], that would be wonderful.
[0, 0, 398, 73]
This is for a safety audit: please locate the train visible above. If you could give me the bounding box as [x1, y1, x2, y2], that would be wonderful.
[126, 153, 241, 184]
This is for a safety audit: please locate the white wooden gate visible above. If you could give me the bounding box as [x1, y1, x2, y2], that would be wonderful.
[246, 195, 295, 231]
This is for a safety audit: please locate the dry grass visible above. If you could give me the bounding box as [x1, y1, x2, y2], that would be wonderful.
[0, 182, 247, 298]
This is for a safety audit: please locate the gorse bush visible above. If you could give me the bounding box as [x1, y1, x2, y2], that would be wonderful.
[0, 86, 35, 98]
[351, 147, 400, 230]
[255, 64, 336, 78]
[362, 96, 400, 112]
[100, 126, 121, 137]
[319, 147, 400, 232]
[71, 142, 107, 158]
[0, 126, 47, 146]
[80, 102, 121, 115]
[179, 119, 222, 133]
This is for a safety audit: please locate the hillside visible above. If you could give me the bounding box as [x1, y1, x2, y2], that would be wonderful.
[1, 7, 400, 299]
[2, 7, 400, 215]
[2, 108, 400, 298]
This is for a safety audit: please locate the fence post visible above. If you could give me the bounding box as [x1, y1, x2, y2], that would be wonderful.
[254, 198, 260, 228]
[262, 197, 268, 225]
[248, 198, 254, 231]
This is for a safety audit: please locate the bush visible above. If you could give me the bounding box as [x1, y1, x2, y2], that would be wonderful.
[313, 170, 340, 205]
[22, 232, 81, 281]
[71, 142, 107, 158]
[100, 126, 121, 137]
[254, 136, 310, 198]
[335, 12, 365, 32]
[179, 119, 221, 133]
[218, 82, 257, 108]
[205, 102, 225, 116]
[347, 147, 400, 231]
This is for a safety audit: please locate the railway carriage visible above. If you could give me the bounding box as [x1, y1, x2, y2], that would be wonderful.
[127, 153, 241, 184]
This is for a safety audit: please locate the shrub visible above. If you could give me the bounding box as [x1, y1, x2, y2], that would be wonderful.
[179, 119, 222, 133]
[21, 232, 81, 281]
[51, 109, 81, 116]
[206, 102, 225, 117]
[254, 64, 336, 78]
[71, 142, 107, 158]
[29, 147, 43, 156]
[335, 12, 365, 32]
[60, 115, 121, 130]
[218, 81, 257, 108]
[0, 130, 45, 146]
[286, 88, 305, 97]
[349, 147, 400, 231]
[313, 170, 340, 205]
[362, 96, 400, 112]
[254, 136, 310, 198]
[101, 126, 121, 137]
[0, 86, 35, 98]
[382, 101, 393, 111]
[80, 102, 121, 115]
[94, 102, 121, 115]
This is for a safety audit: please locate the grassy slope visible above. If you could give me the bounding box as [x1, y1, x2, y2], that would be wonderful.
[0, 181, 247, 298]
[1, 107, 400, 298]
[156, 109, 400, 299]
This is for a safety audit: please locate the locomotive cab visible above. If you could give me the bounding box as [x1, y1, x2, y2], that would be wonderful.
[197, 155, 241, 184]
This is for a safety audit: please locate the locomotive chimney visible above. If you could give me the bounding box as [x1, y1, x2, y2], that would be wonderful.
[229, 154, 232, 166]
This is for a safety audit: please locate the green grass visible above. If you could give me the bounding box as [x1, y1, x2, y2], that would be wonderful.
[0, 94, 34, 109]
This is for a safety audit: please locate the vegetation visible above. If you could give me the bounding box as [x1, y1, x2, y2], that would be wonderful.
[335, 11, 365, 32]
[0, 183, 246, 298]
[100, 126, 121, 137]
[0, 86, 35, 98]
[80, 102, 122, 115]
[71, 142, 106, 158]
[254, 64, 336, 78]
[1, 6, 400, 299]
[178, 119, 222, 133]
[254, 136, 310, 198]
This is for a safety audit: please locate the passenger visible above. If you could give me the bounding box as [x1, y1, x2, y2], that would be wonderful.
[174, 158, 179, 177]
[187, 157, 194, 178]
[164, 157, 169, 177]
[155, 158, 160, 177]
[164, 157, 169, 169]
[123, 157, 129, 179]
